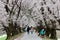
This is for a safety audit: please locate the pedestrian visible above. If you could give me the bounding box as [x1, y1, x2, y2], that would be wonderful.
[27, 26, 30, 34]
[30, 26, 34, 34]
[39, 28, 45, 38]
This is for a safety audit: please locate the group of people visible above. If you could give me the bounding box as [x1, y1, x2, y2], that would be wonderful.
[26, 26, 34, 34]
[25, 26, 45, 38]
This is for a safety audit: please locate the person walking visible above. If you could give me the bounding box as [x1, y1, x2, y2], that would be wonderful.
[27, 26, 30, 34]
[39, 28, 45, 38]
[30, 26, 34, 34]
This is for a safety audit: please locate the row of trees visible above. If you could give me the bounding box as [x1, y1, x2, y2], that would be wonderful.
[36, 0, 60, 39]
[0, 0, 60, 39]
[0, 0, 22, 39]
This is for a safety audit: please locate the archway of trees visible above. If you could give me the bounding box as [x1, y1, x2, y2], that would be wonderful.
[0, 0, 60, 39]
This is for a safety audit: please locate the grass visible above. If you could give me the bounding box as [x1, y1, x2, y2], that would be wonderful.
[0, 34, 7, 40]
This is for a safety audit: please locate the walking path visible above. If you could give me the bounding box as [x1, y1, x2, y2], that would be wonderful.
[56, 30, 60, 40]
[14, 32, 42, 40]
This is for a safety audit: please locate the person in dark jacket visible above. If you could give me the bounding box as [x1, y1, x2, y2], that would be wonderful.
[27, 26, 30, 34]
